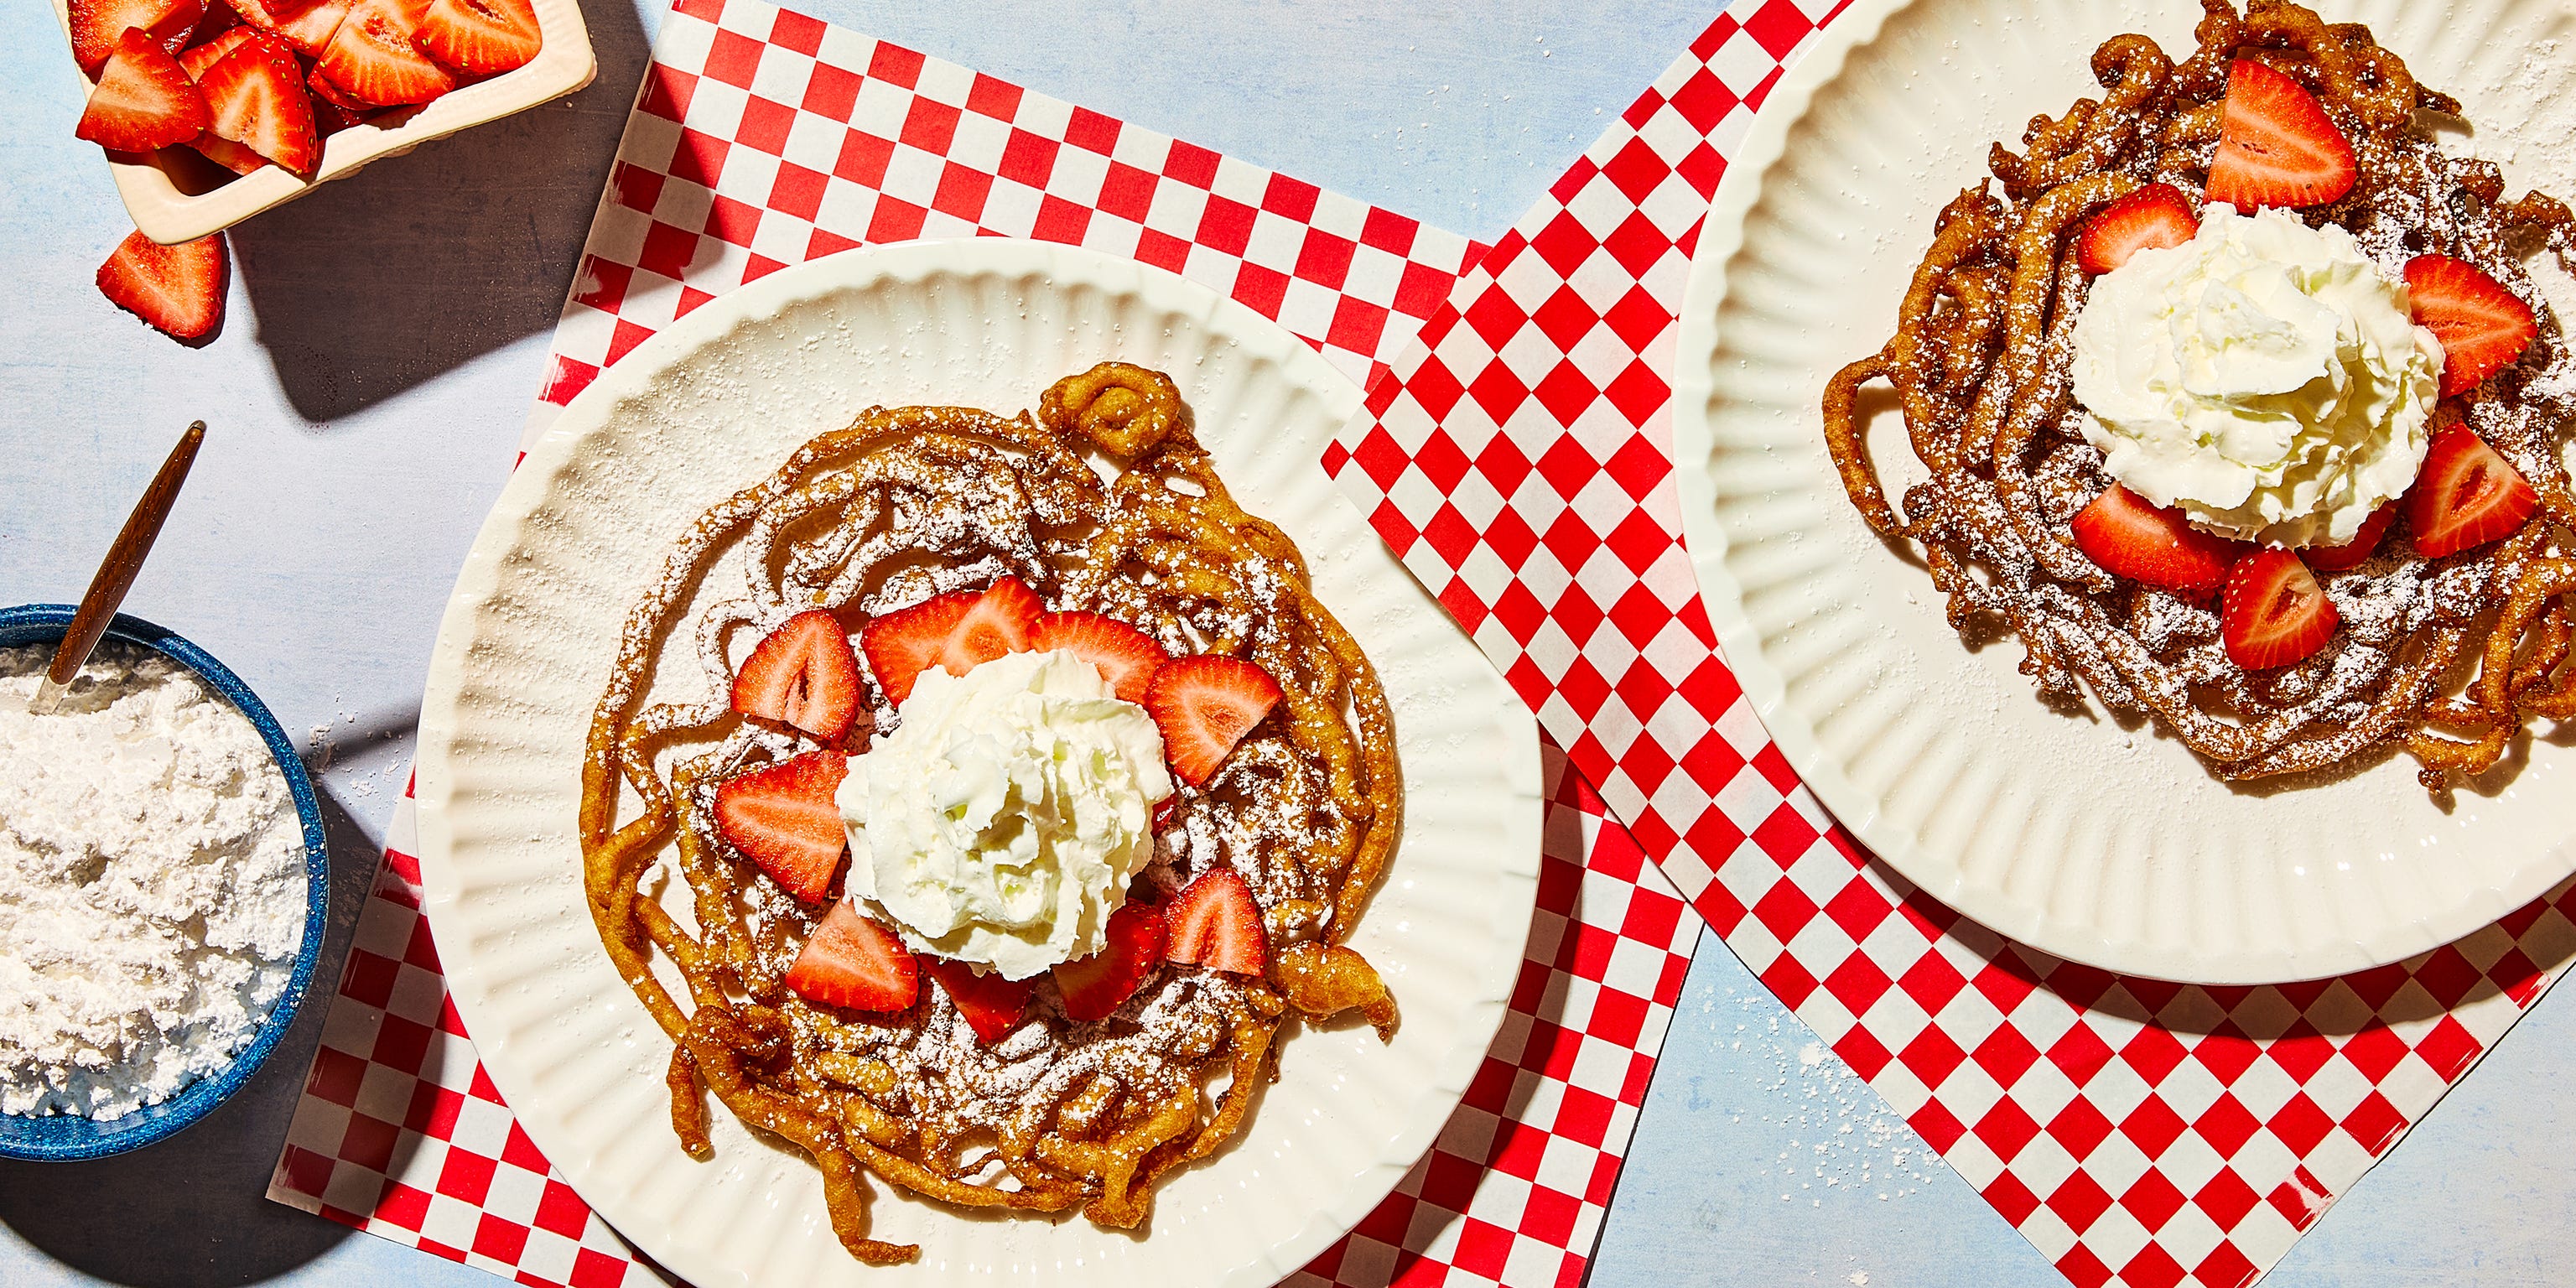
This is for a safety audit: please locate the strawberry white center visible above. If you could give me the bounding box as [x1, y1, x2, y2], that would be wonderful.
[837, 650, 1171, 980]
[2070, 206, 2442, 548]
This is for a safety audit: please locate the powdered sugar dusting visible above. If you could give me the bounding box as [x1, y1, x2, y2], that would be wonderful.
[0, 642, 306, 1119]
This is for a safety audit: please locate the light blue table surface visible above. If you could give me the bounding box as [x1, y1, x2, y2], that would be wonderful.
[3, 2, 2573, 1285]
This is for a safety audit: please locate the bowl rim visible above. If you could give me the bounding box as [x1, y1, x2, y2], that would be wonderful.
[0, 603, 332, 1161]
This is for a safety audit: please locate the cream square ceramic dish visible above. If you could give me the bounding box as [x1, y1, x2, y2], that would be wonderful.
[49, 0, 596, 244]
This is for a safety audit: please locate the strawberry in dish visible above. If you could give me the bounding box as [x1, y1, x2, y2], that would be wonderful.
[57, 0, 548, 341]
[579, 363, 1403, 1265]
[1823, 0, 2576, 789]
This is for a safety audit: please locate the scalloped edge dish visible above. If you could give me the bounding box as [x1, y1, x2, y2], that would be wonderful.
[1670, 0, 2576, 984]
[413, 238, 1542, 1286]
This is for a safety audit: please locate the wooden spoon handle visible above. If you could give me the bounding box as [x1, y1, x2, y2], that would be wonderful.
[47, 421, 206, 688]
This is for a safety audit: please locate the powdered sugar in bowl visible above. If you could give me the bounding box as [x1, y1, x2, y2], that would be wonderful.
[0, 604, 329, 1161]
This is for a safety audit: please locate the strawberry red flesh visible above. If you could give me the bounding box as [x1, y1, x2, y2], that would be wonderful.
[188, 130, 270, 174]
[938, 576, 1041, 676]
[76, 29, 211, 152]
[731, 609, 863, 741]
[2405, 255, 2537, 399]
[2077, 182, 2198, 275]
[859, 590, 974, 705]
[307, 63, 375, 111]
[2069, 484, 2244, 595]
[2206, 59, 2355, 210]
[923, 958, 1033, 1045]
[179, 24, 256, 77]
[1144, 655, 1284, 785]
[2407, 424, 2538, 558]
[222, 0, 321, 30]
[1030, 610, 1167, 704]
[413, 0, 541, 76]
[2301, 502, 2393, 573]
[96, 229, 226, 341]
[198, 30, 319, 177]
[1052, 901, 1165, 1022]
[1165, 868, 1266, 975]
[70, 0, 205, 74]
[318, 0, 455, 106]
[786, 901, 918, 1013]
[2221, 548, 2339, 669]
[712, 750, 849, 904]
[272, 0, 350, 55]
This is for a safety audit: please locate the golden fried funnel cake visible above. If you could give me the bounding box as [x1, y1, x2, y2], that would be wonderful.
[1824, 0, 2576, 788]
[578, 363, 1404, 1264]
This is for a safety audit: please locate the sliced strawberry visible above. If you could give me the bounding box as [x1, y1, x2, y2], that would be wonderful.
[2078, 182, 2199, 274]
[712, 750, 848, 903]
[310, 95, 375, 133]
[222, 0, 320, 29]
[2070, 484, 2244, 595]
[2206, 59, 2355, 210]
[70, 0, 204, 74]
[306, 63, 368, 107]
[731, 610, 863, 741]
[188, 130, 269, 174]
[273, 0, 350, 55]
[2407, 424, 2538, 558]
[2301, 503, 2395, 573]
[188, 0, 240, 40]
[1144, 655, 1284, 785]
[1165, 868, 1266, 975]
[2221, 548, 2340, 669]
[1030, 610, 1166, 703]
[859, 591, 973, 705]
[317, 0, 454, 106]
[2405, 255, 2537, 399]
[198, 31, 319, 177]
[923, 958, 1034, 1044]
[937, 576, 1041, 674]
[75, 29, 210, 152]
[1151, 797, 1176, 834]
[413, 0, 539, 76]
[786, 900, 918, 1013]
[96, 229, 226, 341]
[179, 23, 256, 77]
[1052, 901, 1166, 1022]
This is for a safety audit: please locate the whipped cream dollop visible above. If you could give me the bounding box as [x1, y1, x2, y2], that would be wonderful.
[2070, 205, 2443, 547]
[838, 650, 1171, 980]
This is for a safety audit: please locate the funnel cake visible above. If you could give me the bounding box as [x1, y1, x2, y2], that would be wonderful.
[577, 363, 1403, 1265]
[1825, 0, 2576, 787]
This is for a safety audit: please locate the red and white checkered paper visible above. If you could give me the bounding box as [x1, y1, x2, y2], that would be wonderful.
[1326, 2, 2576, 1287]
[265, 4, 1703, 1286]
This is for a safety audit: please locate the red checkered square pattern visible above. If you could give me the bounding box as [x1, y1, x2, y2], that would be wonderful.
[265, 798, 664, 1288]
[525, 0, 1483, 440]
[269, 3, 1703, 1286]
[1325, 3, 2576, 1287]
[271, 756, 1695, 1288]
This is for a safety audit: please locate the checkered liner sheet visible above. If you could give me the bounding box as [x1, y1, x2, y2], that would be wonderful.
[263, 3, 1702, 1285]
[1323, 2, 2576, 1286]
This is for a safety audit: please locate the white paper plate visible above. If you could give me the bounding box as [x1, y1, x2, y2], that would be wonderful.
[1671, 0, 2576, 984]
[413, 239, 1541, 1288]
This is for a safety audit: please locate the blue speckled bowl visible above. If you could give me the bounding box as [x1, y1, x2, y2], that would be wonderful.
[0, 604, 330, 1161]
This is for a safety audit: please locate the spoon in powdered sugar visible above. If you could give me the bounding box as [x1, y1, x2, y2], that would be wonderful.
[28, 420, 205, 715]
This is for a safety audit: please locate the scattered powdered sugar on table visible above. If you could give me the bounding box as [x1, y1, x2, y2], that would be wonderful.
[0, 641, 307, 1119]
[1703, 986, 1950, 1208]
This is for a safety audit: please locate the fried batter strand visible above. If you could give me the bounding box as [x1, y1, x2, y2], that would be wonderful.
[1822, 0, 2576, 788]
[579, 364, 1404, 1264]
